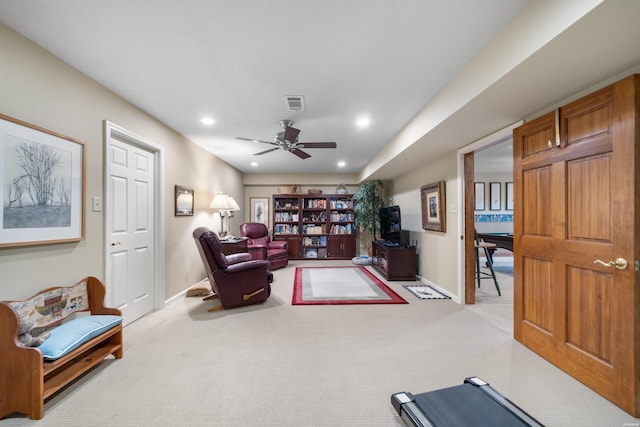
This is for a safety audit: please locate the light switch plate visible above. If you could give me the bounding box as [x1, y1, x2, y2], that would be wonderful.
[92, 196, 102, 212]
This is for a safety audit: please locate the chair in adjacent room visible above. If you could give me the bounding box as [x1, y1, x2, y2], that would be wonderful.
[193, 227, 273, 311]
[474, 231, 501, 296]
[239, 222, 289, 270]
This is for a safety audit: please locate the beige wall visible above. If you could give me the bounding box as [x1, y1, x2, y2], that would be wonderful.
[0, 23, 241, 301]
[391, 153, 460, 296]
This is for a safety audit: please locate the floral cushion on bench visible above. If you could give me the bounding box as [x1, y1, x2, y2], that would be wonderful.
[38, 315, 122, 361]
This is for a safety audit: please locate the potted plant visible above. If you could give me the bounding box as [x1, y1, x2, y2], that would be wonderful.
[353, 180, 385, 251]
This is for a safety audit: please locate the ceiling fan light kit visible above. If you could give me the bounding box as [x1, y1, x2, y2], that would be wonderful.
[236, 120, 337, 159]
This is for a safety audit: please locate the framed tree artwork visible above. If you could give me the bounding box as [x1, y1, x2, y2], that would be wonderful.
[0, 114, 85, 248]
[421, 180, 446, 232]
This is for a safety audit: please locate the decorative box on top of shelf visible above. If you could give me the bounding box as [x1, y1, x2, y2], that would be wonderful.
[272, 194, 356, 260]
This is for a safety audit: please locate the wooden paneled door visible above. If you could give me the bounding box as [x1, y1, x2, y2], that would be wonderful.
[513, 75, 639, 416]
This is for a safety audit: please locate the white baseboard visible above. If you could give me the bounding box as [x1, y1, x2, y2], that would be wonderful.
[418, 277, 461, 304]
[165, 278, 210, 305]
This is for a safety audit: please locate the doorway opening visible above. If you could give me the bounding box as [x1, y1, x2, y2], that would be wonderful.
[468, 139, 514, 333]
[456, 122, 521, 324]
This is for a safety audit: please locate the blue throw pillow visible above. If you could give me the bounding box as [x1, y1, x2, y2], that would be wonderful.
[38, 315, 122, 361]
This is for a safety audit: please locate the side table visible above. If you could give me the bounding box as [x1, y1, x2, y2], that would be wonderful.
[220, 237, 248, 256]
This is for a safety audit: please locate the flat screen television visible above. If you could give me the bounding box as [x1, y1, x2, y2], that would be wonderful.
[379, 205, 401, 243]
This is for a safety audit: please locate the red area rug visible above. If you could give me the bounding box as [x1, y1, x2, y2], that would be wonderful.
[292, 266, 408, 305]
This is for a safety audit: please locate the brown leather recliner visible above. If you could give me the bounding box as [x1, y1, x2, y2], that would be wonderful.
[240, 222, 289, 270]
[193, 227, 273, 311]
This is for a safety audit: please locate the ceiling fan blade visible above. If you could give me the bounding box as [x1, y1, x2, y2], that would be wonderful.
[296, 142, 337, 149]
[236, 137, 279, 146]
[291, 148, 311, 159]
[254, 147, 281, 156]
[283, 126, 300, 143]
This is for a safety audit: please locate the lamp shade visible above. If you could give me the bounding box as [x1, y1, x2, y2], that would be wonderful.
[209, 193, 240, 211]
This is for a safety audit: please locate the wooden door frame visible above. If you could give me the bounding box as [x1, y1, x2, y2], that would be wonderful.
[103, 120, 166, 312]
[457, 122, 522, 304]
[463, 152, 476, 304]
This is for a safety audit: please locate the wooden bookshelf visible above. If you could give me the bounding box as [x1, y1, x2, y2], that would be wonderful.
[272, 194, 356, 260]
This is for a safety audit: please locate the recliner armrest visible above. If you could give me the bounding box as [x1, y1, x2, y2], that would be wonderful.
[224, 259, 269, 274]
[246, 245, 268, 259]
[227, 253, 253, 265]
[268, 240, 288, 250]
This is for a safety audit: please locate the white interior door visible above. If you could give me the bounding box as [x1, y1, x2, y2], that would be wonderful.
[106, 127, 156, 325]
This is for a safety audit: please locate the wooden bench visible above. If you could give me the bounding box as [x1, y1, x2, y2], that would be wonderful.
[0, 276, 123, 420]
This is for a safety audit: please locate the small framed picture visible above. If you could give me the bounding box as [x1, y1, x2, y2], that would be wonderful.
[506, 182, 514, 211]
[490, 182, 501, 211]
[251, 197, 269, 225]
[174, 185, 194, 216]
[474, 182, 485, 211]
[421, 180, 446, 232]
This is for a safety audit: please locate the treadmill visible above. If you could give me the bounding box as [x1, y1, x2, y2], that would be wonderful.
[391, 377, 545, 427]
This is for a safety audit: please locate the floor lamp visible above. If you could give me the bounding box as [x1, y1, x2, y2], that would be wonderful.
[209, 193, 240, 237]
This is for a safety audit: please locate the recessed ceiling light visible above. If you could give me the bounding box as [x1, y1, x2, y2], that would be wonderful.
[356, 117, 370, 128]
[337, 161, 346, 168]
[200, 117, 215, 125]
[251, 162, 258, 167]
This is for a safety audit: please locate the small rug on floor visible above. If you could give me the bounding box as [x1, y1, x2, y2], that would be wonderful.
[292, 266, 408, 305]
[403, 284, 451, 300]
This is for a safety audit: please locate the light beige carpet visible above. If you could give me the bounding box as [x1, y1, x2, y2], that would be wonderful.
[3, 259, 636, 426]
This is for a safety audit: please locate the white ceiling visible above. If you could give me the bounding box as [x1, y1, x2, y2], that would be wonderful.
[2, 1, 640, 180]
[0, 0, 529, 175]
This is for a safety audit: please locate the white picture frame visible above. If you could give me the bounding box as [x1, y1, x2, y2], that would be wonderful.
[250, 197, 269, 226]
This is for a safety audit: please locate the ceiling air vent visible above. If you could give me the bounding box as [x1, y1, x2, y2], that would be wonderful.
[285, 95, 305, 111]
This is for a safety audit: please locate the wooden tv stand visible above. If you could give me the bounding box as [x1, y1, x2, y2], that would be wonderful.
[371, 240, 417, 281]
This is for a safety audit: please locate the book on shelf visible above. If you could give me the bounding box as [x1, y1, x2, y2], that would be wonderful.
[330, 199, 353, 209]
[274, 224, 299, 234]
[330, 211, 354, 222]
[305, 199, 326, 208]
[303, 236, 327, 247]
[303, 225, 324, 235]
[329, 224, 355, 235]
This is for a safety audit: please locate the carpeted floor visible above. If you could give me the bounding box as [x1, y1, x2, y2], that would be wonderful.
[468, 255, 514, 334]
[3, 259, 637, 426]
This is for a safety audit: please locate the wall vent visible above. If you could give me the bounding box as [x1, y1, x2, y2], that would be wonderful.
[285, 95, 305, 111]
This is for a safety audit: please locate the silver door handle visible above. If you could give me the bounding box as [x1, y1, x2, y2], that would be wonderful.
[594, 258, 628, 270]
[110, 241, 121, 246]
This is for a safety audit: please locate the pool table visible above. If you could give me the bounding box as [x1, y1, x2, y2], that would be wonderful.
[477, 232, 513, 252]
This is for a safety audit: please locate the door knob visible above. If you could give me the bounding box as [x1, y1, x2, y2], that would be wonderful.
[593, 258, 628, 270]
[110, 242, 121, 246]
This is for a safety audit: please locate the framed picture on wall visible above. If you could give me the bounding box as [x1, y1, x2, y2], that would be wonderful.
[506, 182, 514, 211]
[421, 180, 446, 232]
[174, 185, 194, 216]
[490, 182, 501, 211]
[474, 182, 485, 211]
[0, 113, 85, 248]
[250, 197, 269, 225]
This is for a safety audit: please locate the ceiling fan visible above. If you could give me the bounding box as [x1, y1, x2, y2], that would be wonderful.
[236, 120, 337, 159]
